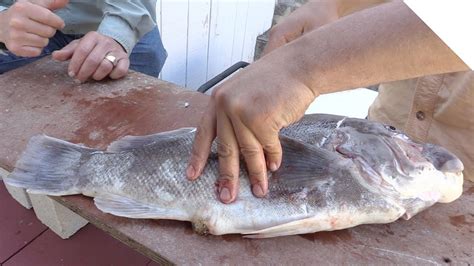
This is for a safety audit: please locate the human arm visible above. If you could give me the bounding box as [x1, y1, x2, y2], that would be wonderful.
[52, 0, 157, 82]
[263, 0, 389, 55]
[0, 0, 66, 57]
[187, 1, 470, 203]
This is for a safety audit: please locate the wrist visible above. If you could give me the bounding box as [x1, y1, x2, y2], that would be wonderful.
[98, 15, 137, 55]
[112, 39, 127, 53]
[269, 34, 323, 97]
[259, 45, 320, 102]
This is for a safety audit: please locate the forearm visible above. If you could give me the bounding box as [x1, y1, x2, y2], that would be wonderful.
[268, 1, 469, 96]
[334, 0, 390, 17]
[303, 0, 390, 21]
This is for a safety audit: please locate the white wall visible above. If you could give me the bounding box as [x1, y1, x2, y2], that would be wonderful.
[156, 0, 275, 90]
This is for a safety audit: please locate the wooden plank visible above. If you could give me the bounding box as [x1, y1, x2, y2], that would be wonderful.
[157, 0, 274, 86]
[155, 0, 162, 36]
[206, 0, 238, 80]
[156, 0, 163, 79]
[1, 57, 473, 265]
[160, 0, 189, 87]
[53, 182, 474, 265]
[260, 0, 276, 32]
[242, 0, 275, 62]
[186, 0, 212, 90]
[231, 0, 250, 63]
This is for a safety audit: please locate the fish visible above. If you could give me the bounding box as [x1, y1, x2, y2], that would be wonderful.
[3, 114, 464, 238]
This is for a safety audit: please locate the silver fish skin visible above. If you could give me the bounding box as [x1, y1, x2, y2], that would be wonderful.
[4, 114, 464, 238]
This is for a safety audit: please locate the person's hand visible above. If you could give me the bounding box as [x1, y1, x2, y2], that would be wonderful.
[0, 0, 68, 57]
[263, 1, 339, 56]
[187, 59, 317, 203]
[52, 31, 130, 82]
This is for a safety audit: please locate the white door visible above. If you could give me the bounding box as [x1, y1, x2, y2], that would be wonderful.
[157, 0, 275, 90]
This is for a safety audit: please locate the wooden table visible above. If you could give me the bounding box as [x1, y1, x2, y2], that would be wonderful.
[1, 58, 473, 265]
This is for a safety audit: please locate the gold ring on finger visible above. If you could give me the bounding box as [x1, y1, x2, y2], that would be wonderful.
[104, 53, 117, 67]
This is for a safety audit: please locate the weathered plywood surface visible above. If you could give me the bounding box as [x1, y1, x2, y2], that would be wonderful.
[0, 58, 207, 169]
[1, 58, 473, 265]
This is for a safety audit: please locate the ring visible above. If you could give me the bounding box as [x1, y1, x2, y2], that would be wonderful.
[104, 53, 117, 67]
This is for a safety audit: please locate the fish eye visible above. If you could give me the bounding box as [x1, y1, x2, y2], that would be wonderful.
[385, 125, 397, 131]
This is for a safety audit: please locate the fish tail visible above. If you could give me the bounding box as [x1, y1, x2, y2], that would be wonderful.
[3, 135, 98, 196]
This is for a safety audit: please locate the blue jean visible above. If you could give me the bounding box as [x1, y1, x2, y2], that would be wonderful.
[0, 27, 167, 77]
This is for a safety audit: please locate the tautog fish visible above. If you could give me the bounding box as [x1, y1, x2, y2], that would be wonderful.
[4, 114, 464, 238]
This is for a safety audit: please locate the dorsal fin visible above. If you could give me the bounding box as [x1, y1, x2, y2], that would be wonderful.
[107, 128, 196, 152]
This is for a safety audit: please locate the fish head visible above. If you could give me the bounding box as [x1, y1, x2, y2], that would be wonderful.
[330, 118, 464, 203]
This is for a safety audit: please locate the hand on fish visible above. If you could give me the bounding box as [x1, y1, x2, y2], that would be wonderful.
[187, 58, 317, 203]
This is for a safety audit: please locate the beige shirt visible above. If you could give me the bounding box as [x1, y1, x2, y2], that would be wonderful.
[369, 72, 474, 181]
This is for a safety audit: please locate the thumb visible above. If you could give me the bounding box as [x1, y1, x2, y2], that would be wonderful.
[30, 0, 69, 10]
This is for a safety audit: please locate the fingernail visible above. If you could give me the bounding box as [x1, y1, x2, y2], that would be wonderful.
[68, 71, 75, 78]
[252, 184, 265, 198]
[73, 79, 82, 84]
[219, 187, 232, 203]
[269, 162, 278, 172]
[186, 165, 195, 179]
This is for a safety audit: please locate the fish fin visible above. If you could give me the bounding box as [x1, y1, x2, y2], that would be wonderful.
[243, 216, 331, 238]
[94, 194, 189, 220]
[107, 128, 196, 152]
[272, 136, 342, 187]
[3, 135, 97, 195]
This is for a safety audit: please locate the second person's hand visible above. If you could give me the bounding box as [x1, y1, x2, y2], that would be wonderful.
[263, 0, 339, 56]
[52, 31, 130, 82]
[186, 58, 317, 204]
[0, 0, 68, 57]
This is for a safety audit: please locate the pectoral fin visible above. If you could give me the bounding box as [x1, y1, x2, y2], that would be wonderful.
[272, 136, 342, 187]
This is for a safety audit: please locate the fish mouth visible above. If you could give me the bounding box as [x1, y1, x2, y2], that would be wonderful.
[389, 135, 464, 203]
[390, 134, 464, 174]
